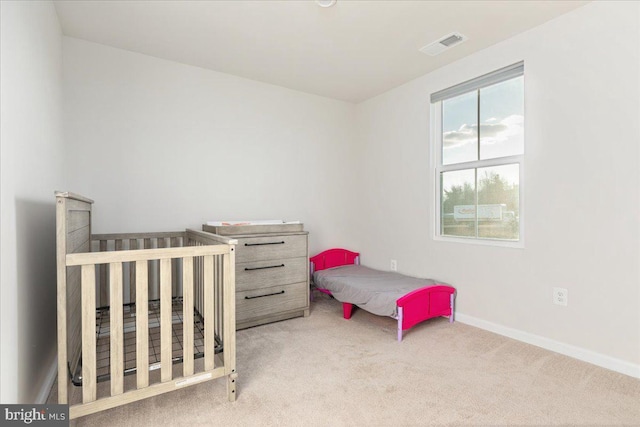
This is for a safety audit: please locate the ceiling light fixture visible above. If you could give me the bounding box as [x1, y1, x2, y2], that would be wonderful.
[316, 0, 337, 7]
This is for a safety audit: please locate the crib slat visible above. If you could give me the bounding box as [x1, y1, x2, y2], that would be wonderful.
[114, 239, 124, 301]
[199, 246, 204, 317]
[216, 256, 222, 345]
[195, 252, 201, 318]
[160, 258, 172, 382]
[183, 257, 194, 377]
[81, 264, 97, 403]
[129, 239, 137, 304]
[171, 237, 179, 298]
[109, 263, 124, 396]
[197, 254, 202, 318]
[99, 240, 108, 307]
[157, 238, 166, 303]
[135, 261, 149, 389]
[144, 239, 152, 300]
[204, 255, 214, 371]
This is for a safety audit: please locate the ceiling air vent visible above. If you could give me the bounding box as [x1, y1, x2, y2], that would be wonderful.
[419, 32, 467, 56]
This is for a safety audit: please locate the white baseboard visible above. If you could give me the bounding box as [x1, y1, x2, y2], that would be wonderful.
[36, 356, 58, 404]
[455, 312, 640, 379]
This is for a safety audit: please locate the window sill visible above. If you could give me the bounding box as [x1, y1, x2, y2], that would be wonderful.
[433, 234, 524, 249]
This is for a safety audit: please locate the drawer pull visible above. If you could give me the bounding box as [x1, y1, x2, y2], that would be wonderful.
[244, 264, 285, 271]
[245, 290, 285, 300]
[245, 241, 285, 246]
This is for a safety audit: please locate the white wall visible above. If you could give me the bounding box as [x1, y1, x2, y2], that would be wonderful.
[63, 37, 358, 255]
[354, 1, 640, 375]
[0, 1, 65, 403]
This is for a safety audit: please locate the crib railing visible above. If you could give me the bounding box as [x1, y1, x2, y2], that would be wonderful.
[56, 192, 238, 419]
[59, 230, 236, 418]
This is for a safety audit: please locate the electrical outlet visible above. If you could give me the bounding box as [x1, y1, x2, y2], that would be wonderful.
[390, 259, 398, 271]
[553, 287, 568, 306]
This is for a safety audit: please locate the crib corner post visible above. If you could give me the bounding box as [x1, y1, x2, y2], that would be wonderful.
[227, 372, 238, 402]
[397, 306, 403, 342]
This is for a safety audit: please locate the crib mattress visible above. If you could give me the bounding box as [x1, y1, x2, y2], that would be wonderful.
[313, 265, 442, 317]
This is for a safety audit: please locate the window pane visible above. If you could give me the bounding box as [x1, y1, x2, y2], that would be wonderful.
[479, 76, 524, 160]
[477, 164, 519, 240]
[442, 91, 477, 165]
[441, 169, 476, 238]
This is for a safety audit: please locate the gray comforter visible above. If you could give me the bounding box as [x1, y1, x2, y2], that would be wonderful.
[313, 265, 441, 318]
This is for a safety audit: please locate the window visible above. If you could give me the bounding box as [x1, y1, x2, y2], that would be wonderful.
[431, 62, 524, 245]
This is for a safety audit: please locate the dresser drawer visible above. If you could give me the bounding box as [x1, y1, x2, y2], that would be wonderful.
[234, 234, 307, 263]
[236, 282, 308, 323]
[202, 226, 309, 329]
[236, 256, 307, 292]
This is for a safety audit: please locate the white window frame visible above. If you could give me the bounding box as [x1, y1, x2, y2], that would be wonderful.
[430, 62, 525, 248]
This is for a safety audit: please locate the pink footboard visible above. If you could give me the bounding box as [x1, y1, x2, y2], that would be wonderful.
[310, 248, 456, 341]
[396, 285, 455, 341]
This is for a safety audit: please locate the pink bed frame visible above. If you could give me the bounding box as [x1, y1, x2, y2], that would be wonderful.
[310, 248, 455, 341]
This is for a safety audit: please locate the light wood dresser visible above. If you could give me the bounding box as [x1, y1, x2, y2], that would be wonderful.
[203, 224, 309, 329]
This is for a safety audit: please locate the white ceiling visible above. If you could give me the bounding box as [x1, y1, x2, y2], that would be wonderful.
[53, 0, 588, 103]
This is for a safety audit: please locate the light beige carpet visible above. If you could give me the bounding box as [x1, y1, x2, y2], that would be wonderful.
[50, 293, 640, 426]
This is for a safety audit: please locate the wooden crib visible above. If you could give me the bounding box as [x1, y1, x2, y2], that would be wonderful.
[55, 192, 237, 419]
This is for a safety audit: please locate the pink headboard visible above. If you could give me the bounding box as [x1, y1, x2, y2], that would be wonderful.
[309, 248, 360, 274]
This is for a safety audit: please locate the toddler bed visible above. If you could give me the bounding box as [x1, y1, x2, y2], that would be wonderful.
[310, 248, 455, 341]
[56, 192, 237, 419]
